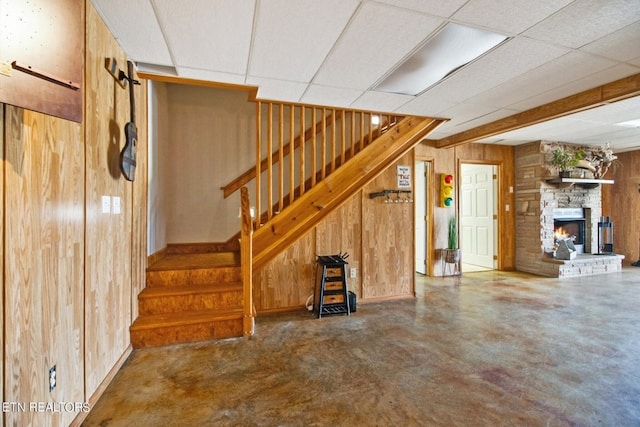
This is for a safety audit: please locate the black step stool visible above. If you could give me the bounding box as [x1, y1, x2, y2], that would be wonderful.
[313, 255, 350, 318]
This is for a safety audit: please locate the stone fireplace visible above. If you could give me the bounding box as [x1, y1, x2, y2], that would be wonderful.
[515, 141, 623, 278]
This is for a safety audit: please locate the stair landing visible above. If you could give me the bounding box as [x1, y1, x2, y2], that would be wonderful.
[131, 251, 244, 348]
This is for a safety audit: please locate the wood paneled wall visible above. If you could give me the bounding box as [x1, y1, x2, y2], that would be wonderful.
[84, 3, 147, 397]
[1, 2, 148, 425]
[603, 150, 640, 264]
[255, 153, 414, 312]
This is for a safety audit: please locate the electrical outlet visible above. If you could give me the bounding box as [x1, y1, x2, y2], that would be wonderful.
[101, 195, 111, 214]
[350, 268, 357, 279]
[112, 196, 121, 214]
[49, 365, 56, 392]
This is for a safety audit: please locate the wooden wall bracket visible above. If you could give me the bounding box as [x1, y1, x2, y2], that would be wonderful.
[104, 57, 127, 89]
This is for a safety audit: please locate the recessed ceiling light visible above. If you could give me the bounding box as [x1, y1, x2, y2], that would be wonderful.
[616, 119, 640, 127]
[374, 23, 508, 96]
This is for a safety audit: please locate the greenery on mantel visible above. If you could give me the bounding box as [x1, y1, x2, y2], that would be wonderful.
[550, 146, 584, 173]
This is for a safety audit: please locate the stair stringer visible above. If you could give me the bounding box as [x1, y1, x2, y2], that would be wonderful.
[252, 115, 446, 271]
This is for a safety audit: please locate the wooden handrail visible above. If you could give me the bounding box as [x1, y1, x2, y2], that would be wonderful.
[240, 187, 254, 337]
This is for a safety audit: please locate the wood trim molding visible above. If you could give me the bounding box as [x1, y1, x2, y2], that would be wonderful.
[428, 72, 640, 149]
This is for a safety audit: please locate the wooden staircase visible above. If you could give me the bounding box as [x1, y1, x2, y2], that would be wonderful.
[131, 100, 445, 348]
[130, 251, 244, 348]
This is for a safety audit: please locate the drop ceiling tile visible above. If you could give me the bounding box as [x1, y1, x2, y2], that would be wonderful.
[249, 0, 359, 82]
[375, 0, 467, 17]
[428, 108, 518, 138]
[507, 63, 640, 111]
[246, 77, 309, 102]
[300, 85, 363, 108]
[569, 96, 640, 123]
[349, 91, 415, 113]
[436, 103, 507, 128]
[581, 21, 640, 62]
[453, 0, 573, 35]
[153, 0, 255, 74]
[175, 66, 247, 86]
[467, 51, 617, 109]
[312, 2, 444, 90]
[523, 0, 640, 49]
[422, 37, 569, 103]
[92, 0, 173, 65]
[393, 95, 455, 117]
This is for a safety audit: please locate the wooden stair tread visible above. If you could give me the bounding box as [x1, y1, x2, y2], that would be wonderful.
[138, 283, 242, 299]
[131, 308, 243, 330]
[148, 252, 240, 271]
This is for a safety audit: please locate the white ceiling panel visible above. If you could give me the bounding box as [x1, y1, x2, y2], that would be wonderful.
[245, 77, 309, 103]
[153, 0, 255, 74]
[393, 95, 456, 117]
[312, 2, 444, 90]
[523, 0, 640, 49]
[419, 37, 569, 104]
[349, 91, 414, 112]
[175, 67, 247, 86]
[467, 51, 617, 109]
[376, 0, 467, 17]
[581, 21, 640, 62]
[249, 0, 359, 82]
[452, 0, 573, 35]
[507, 63, 640, 111]
[91, 0, 173, 65]
[428, 108, 519, 139]
[300, 84, 363, 108]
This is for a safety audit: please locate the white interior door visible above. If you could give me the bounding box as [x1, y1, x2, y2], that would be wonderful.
[415, 161, 428, 274]
[460, 164, 496, 269]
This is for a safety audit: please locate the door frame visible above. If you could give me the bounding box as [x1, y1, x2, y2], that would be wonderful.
[457, 159, 503, 270]
[415, 157, 435, 276]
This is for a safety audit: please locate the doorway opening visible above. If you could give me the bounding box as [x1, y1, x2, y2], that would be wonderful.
[460, 163, 498, 272]
[415, 160, 431, 275]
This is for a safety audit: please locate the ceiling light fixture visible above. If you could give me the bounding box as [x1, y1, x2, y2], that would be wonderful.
[375, 23, 508, 96]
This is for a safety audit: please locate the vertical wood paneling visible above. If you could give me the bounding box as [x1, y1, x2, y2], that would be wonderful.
[315, 194, 363, 297]
[84, 3, 133, 397]
[362, 153, 414, 299]
[254, 231, 316, 312]
[4, 106, 85, 427]
[0, 103, 4, 415]
[604, 150, 640, 263]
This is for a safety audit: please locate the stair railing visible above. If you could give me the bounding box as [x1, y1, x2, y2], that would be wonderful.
[240, 186, 254, 337]
[250, 100, 401, 229]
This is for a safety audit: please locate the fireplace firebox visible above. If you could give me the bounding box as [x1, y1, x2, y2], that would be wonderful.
[553, 208, 587, 254]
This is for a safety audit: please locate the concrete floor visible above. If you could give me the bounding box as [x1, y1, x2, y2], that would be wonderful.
[82, 269, 640, 426]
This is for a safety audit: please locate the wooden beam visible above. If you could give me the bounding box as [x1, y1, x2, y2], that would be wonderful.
[431, 72, 640, 149]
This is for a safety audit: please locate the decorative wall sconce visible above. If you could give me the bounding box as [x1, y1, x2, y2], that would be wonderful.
[369, 189, 413, 203]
